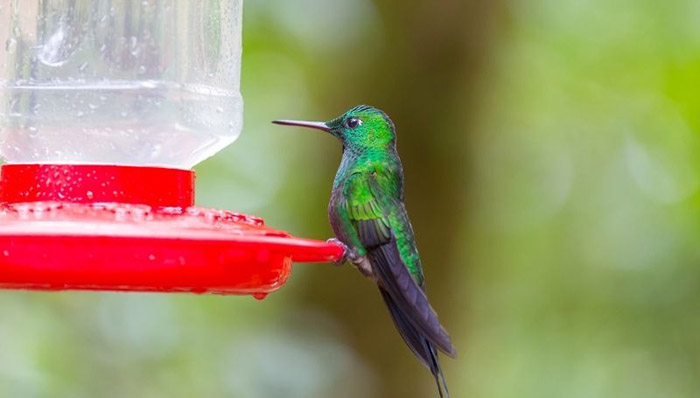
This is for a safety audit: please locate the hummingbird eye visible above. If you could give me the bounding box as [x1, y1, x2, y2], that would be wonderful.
[345, 117, 362, 129]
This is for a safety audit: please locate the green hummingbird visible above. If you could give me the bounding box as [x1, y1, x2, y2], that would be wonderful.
[273, 105, 456, 397]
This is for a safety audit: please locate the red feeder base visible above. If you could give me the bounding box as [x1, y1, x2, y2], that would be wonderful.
[0, 164, 344, 297]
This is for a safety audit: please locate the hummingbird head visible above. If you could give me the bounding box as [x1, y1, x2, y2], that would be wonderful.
[273, 105, 396, 151]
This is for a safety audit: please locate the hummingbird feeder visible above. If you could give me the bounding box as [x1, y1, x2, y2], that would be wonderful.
[0, 1, 343, 297]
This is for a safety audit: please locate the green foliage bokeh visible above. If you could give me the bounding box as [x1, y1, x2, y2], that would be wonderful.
[2, 1, 700, 397]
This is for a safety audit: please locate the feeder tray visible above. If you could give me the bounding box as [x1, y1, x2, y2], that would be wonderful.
[0, 164, 344, 298]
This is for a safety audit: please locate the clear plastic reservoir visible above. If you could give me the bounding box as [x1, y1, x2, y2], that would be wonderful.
[0, 1, 243, 169]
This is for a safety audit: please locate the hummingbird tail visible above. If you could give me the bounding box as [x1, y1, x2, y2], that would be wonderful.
[379, 287, 451, 397]
[429, 344, 450, 398]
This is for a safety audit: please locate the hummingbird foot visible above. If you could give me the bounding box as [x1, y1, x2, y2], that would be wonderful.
[326, 238, 349, 266]
[353, 256, 376, 281]
[326, 238, 375, 280]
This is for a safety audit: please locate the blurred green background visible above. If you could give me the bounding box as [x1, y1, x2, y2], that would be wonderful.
[3, 0, 700, 397]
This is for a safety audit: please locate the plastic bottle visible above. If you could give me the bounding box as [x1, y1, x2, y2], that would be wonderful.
[0, 0, 243, 169]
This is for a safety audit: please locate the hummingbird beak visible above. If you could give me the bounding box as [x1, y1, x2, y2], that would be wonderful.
[272, 119, 330, 132]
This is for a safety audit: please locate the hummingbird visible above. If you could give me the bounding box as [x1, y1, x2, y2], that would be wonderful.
[273, 105, 456, 397]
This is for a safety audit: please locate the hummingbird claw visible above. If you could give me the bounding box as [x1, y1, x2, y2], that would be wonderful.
[326, 238, 349, 266]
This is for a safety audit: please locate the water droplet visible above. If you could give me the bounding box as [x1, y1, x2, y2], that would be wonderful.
[2, 250, 9, 256]
[148, 254, 156, 261]
[38, 27, 73, 67]
[4, 38, 17, 53]
[138, 65, 146, 74]
[27, 126, 38, 136]
[86, 190, 94, 199]
[129, 36, 140, 56]
[252, 292, 269, 300]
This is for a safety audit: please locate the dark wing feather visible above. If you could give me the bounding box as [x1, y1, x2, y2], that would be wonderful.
[356, 218, 391, 248]
[346, 172, 456, 357]
[365, 230, 455, 356]
[380, 288, 450, 397]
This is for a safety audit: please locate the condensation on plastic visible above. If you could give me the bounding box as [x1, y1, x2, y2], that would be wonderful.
[0, 0, 243, 169]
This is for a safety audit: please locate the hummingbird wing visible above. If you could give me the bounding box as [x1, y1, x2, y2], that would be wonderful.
[379, 287, 451, 398]
[344, 171, 456, 358]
